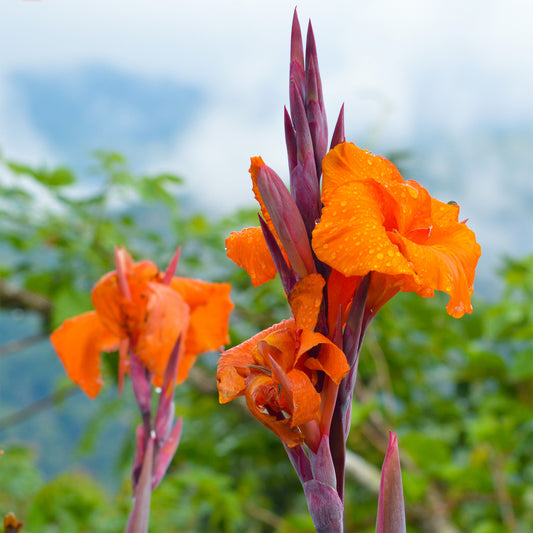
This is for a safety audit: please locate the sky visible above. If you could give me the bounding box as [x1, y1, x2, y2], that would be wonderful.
[1, 0, 533, 290]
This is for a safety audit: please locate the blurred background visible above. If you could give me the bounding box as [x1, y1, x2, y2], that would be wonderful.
[1, 1, 533, 531]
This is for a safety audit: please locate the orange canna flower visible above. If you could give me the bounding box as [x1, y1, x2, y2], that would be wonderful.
[51, 248, 233, 398]
[217, 274, 349, 448]
[312, 142, 481, 318]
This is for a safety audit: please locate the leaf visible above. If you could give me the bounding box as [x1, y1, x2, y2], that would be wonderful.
[50, 286, 93, 329]
[6, 162, 75, 188]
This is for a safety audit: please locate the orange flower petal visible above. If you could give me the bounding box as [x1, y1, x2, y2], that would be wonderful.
[313, 181, 413, 277]
[391, 221, 480, 318]
[50, 311, 119, 399]
[299, 330, 349, 384]
[259, 325, 298, 372]
[282, 368, 321, 427]
[134, 282, 190, 379]
[170, 277, 233, 356]
[321, 142, 403, 205]
[288, 273, 325, 332]
[226, 227, 278, 286]
[217, 365, 247, 403]
[326, 269, 361, 333]
[91, 260, 160, 338]
[217, 320, 293, 399]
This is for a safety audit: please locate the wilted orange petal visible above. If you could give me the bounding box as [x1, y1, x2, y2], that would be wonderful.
[313, 181, 413, 278]
[134, 282, 190, 379]
[288, 273, 325, 332]
[299, 330, 349, 384]
[245, 374, 303, 447]
[226, 227, 278, 286]
[321, 142, 403, 205]
[50, 311, 119, 399]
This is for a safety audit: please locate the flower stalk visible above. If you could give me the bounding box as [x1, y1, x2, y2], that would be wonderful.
[50, 247, 233, 532]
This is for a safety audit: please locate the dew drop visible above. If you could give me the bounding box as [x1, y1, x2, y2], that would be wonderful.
[405, 183, 419, 198]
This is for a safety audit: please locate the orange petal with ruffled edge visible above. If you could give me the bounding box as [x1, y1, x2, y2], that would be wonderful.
[313, 181, 414, 278]
[50, 311, 119, 399]
[288, 273, 325, 332]
[226, 227, 278, 286]
[321, 142, 403, 204]
[245, 374, 303, 447]
[391, 221, 480, 318]
[258, 326, 298, 372]
[134, 282, 190, 379]
[217, 320, 293, 402]
[279, 368, 321, 427]
[299, 330, 349, 384]
[171, 278, 233, 354]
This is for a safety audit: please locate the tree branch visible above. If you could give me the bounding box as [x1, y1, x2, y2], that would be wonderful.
[0, 279, 51, 319]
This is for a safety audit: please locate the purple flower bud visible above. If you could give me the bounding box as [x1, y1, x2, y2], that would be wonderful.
[330, 104, 346, 149]
[305, 22, 324, 114]
[256, 165, 315, 280]
[162, 246, 181, 285]
[376, 432, 406, 533]
[289, 80, 315, 170]
[284, 107, 298, 173]
[306, 54, 328, 179]
[290, 9, 305, 98]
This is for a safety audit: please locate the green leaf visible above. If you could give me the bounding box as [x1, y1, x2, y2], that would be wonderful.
[50, 285, 93, 329]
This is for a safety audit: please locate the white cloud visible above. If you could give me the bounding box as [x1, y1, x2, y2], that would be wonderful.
[1, 0, 533, 276]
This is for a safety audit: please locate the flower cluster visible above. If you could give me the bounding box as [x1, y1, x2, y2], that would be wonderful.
[51, 247, 233, 398]
[217, 9, 480, 532]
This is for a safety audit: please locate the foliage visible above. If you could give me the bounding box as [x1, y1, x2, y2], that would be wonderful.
[1, 153, 532, 531]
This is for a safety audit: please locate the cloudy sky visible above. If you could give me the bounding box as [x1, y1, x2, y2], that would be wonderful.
[1, 0, 532, 291]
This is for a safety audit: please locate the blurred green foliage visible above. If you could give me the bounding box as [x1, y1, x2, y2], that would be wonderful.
[1, 152, 532, 532]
